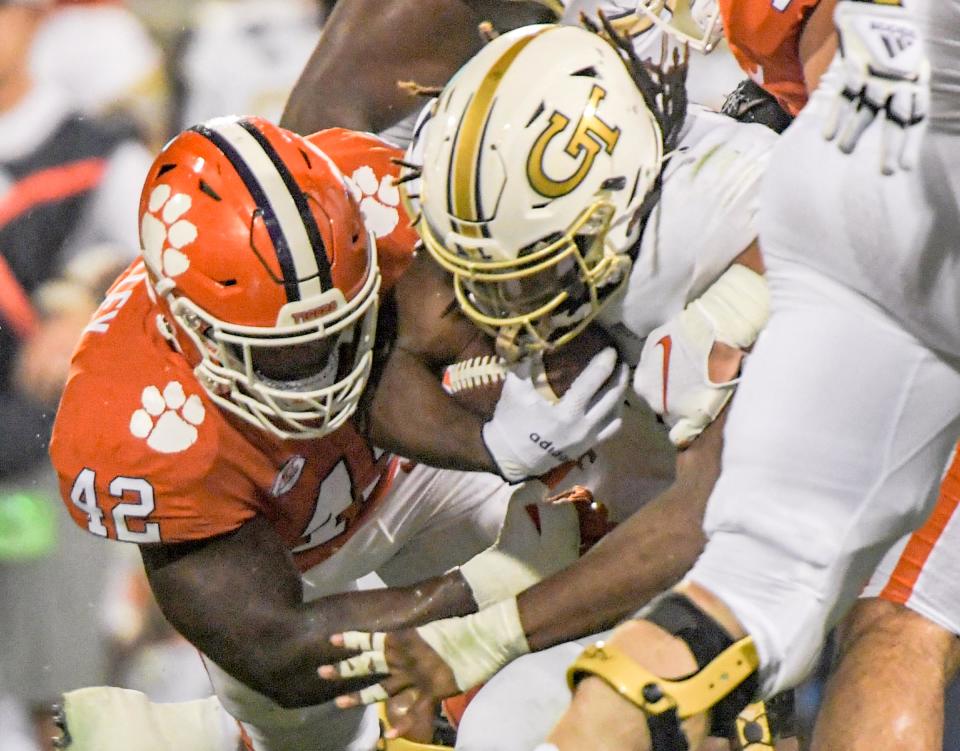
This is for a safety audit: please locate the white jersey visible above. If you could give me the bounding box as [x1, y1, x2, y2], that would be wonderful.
[760, 53, 960, 358]
[600, 106, 776, 363]
[916, 0, 960, 134]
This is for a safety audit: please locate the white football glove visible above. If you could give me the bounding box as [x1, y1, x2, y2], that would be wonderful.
[822, 0, 930, 175]
[459, 480, 580, 609]
[483, 348, 628, 483]
[633, 265, 768, 447]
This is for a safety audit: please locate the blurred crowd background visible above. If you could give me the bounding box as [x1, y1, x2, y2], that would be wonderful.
[1, 2, 331, 748]
[0, 1, 956, 749]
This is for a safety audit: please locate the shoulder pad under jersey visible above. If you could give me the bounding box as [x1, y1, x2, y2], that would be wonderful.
[307, 128, 418, 291]
[50, 285, 259, 544]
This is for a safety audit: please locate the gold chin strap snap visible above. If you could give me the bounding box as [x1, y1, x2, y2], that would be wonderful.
[566, 635, 759, 721]
[735, 700, 775, 749]
[376, 704, 452, 751]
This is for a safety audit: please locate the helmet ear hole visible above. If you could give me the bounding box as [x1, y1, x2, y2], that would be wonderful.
[198, 180, 222, 201]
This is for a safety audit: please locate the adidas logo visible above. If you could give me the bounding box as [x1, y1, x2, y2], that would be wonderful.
[529, 432, 571, 463]
[870, 20, 915, 60]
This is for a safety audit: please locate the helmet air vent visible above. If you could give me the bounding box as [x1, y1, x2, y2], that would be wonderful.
[199, 180, 222, 201]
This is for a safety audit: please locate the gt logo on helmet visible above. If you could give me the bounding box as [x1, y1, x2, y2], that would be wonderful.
[526, 84, 621, 199]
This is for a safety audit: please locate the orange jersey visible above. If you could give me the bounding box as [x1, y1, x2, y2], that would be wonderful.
[50, 130, 416, 573]
[309, 128, 418, 292]
[720, 0, 821, 116]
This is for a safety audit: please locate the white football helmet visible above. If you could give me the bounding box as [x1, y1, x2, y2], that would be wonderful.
[408, 24, 664, 358]
[635, 0, 724, 53]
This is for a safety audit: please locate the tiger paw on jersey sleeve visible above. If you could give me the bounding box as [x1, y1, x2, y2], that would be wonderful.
[129, 381, 206, 454]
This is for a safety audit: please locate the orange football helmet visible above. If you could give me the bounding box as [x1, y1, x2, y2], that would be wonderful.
[138, 116, 380, 440]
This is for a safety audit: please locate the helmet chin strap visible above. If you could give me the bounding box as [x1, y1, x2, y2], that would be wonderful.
[155, 314, 185, 356]
[495, 325, 523, 363]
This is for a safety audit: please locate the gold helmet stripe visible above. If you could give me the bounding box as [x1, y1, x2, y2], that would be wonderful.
[449, 27, 552, 240]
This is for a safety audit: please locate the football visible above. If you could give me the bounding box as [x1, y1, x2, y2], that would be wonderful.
[441, 325, 617, 419]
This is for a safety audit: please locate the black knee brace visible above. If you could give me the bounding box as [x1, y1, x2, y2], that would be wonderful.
[644, 592, 760, 741]
[567, 591, 761, 751]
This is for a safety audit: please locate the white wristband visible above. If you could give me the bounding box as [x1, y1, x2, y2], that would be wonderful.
[695, 264, 769, 350]
[417, 598, 531, 692]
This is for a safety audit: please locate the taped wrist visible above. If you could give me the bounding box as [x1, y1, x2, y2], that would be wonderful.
[642, 592, 759, 739]
[417, 598, 531, 692]
[694, 264, 769, 351]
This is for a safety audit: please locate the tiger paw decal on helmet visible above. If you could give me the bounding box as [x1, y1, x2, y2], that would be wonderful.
[140, 184, 198, 279]
[129, 381, 206, 454]
[344, 165, 400, 238]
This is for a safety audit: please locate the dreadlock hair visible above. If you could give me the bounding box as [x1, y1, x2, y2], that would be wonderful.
[583, 10, 689, 155]
[396, 80, 443, 99]
[578, 11, 689, 247]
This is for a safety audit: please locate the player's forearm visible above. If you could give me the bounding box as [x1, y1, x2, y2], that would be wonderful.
[517, 412, 725, 651]
[307, 570, 478, 633]
[261, 572, 478, 707]
[281, 0, 483, 134]
[141, 518, 474, 708]
[517, 484, 707, 650]
[369, 346, 496, 473]
[281, 0, 556, 135]
[799, 0, 839, 96]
